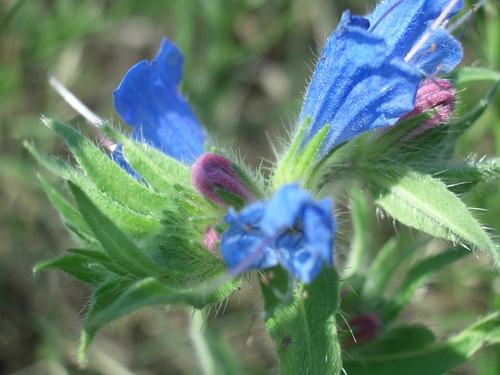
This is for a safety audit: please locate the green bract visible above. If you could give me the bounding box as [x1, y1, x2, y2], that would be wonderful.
[28, 119, 241, 362]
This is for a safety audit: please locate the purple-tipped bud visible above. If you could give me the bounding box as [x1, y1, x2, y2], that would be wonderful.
[204, 226, 220, 255]
[400, 78, 456, 134]
[191, 153, 256, 206]
[344, 312, 381, 345]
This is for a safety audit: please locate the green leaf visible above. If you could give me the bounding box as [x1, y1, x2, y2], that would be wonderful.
[362, 237, 421, 300]
[86, 277, 238, 330]
[67, 248, 129, 277]
[343, 311, 500, 375]
[33, 253, 108, 286]
[436, 158, 500, 195]
[78, 278, 134, 364]
[68, 181, 167, 278]
[262, 266, 342, 375]
[383, 246, 470, 322]
[35, 172, 95, 244]
[344, 188, 372, 279]
[367, 167, 499, 266]
[348, 325, 436, 357]
[44, 118, 171, 216]
[447, 67, 500, 86]
[445, 80, 500, 139]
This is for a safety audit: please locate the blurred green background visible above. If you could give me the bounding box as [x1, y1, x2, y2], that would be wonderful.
[1, 0, 500, 374]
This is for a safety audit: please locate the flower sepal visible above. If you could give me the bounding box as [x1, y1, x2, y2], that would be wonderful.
[273, 119, 330, 187]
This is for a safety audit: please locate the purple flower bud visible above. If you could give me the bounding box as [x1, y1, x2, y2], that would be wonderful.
[400, 78, 456, 134]
[191, 153, 256, 206]
[204, 226, 221, 255]
[344, 312, 381, 345]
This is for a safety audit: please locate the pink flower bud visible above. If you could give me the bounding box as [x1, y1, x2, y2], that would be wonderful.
[191, 153, 256, 206]
[344, 312, 381, 345]
[400, 78, 456, 134]
[204, 226, 221, 255]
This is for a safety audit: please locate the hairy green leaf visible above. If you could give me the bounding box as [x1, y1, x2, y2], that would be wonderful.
[368, 167, 499, 266]
[448, 67, 500, 86]
[69, 182, 167, 278]
[33, 253, 108, 286]
[78, 278, 134, 364]
[86, 277, 238, 330]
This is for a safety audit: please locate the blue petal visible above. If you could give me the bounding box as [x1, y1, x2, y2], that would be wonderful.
[299, 11, 421, 156]
[113, 38, 206, 164]
[407, 27, 462, 74]
[220, 184, 335, 283]
[220, 205, 278, 270]
[302, 199, 335, 265]
[259, 184, 311, 236]
[368, 0, 463, 60]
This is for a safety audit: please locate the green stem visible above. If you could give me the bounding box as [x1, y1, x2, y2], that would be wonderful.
[189, 308, 241, 375]
[261, 266, 342, 375]
[189, 309, 216, 375]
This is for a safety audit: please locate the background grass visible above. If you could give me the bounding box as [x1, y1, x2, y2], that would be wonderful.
[1, 0, 500, 373]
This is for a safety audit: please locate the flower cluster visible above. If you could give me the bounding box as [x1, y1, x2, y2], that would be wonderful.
[298, 0, 462, 160]
[107, 0, 464, 284]
[34, 1, 500, 372]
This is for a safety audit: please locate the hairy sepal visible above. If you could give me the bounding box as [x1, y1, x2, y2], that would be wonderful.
[100, 124, 192, 192]
[43, 118, 172, 216]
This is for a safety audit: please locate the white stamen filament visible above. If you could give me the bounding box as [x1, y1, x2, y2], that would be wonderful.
[48, 74, 105, 127]
[447, 0, 488, 33]
[48, 74, 117, 152]
[404, 0, 461, 63]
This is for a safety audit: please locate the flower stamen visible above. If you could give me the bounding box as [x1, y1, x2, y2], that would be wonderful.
[405, 0, 461, 64]
[48, 74, 116, 152]
[447, 0, 487, 33]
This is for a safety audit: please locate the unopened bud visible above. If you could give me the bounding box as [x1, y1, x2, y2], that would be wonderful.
[344, 312, 381, 345]
[400, 78, 456, 134]
[191, 153, 256, 207]
[204, 226, 220, 255]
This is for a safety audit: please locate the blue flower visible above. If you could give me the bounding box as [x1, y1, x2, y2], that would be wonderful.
[299, 0, 463, 160]
[113, 38, 206, 164]
[220, 184, 335, 284]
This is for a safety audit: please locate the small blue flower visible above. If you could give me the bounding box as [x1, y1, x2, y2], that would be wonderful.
[220, 184, 335, 284]
[113, 38, 206, 164]
[299, 0, 463, 159]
